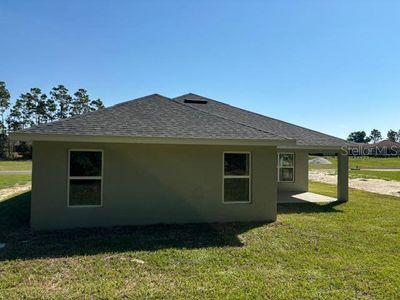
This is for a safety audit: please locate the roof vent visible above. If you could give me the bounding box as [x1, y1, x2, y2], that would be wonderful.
[184, 98, 208, 104]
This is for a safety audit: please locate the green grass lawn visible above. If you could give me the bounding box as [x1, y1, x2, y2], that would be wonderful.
[0, 174, 31, 189]
[349, 170, 400, 181]
[313, 169, 400, 182]
[0, 184, 399, 298]
[309, 156, 400, 170]
[0, 160, 32, 171]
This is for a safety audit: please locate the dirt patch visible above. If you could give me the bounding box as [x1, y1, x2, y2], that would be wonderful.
[309, 170, 400, 198]
[309, 157, 332, 165]
[0, 183, 32, 201]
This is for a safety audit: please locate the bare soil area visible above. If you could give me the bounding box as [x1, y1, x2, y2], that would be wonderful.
[309, 170, 400, 198]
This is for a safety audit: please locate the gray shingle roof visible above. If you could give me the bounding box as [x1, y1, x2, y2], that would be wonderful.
[13, 92, 348, 147]
[13, 94, 289, 141]
[173, 93, 348, 147]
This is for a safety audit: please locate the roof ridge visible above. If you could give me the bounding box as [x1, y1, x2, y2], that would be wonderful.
[175, 93, 346, 143]
[113, 93, 170, 108]
[170, 96, 292, 140]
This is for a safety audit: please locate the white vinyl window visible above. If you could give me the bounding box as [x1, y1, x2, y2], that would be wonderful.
[67, 150, 103, 207]
[223, 152, 251, 203]
[278, 152, 295, 182]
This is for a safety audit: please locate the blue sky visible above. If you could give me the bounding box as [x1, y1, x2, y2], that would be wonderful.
[1, 0, 399, 139]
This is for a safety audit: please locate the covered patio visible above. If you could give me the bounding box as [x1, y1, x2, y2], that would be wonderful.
[277, 149, 348, 204]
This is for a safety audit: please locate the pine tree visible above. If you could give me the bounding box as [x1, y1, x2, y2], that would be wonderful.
[50, 85, 72, 119]
[5, 84, 105, 158]
[71, 89, 91, 116]
[0, 81, 11, 158]
[90, 98, 105, 111]
[10, 95, 30, 129]
[45, 97, 57, 122]
[27, 88, 48, 125]
[0, 81, 11, 130]
[387, 130, 397, 142]
[7, 84, 104, 129]
[369, 129, 382, 144]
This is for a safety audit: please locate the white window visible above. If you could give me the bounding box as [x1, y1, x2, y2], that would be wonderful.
[223, 152, 251, 203]
[68, 150, 103, 207]
[278, 152, 295, 182]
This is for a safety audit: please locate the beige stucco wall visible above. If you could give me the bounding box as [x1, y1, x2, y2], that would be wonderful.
[31, 142, 278, 230]
[277, 149, 309, 193]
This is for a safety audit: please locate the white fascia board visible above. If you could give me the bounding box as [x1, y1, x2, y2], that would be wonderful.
[278, 145, 345, 152]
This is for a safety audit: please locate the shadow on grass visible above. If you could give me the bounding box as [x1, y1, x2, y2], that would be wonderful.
[1, 192, 345, 261]
[0, 192, 268, 261]
[278, 201, 344, 215]
[0, 191, 31, 232]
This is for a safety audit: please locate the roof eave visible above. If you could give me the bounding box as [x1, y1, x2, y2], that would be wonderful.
[277, 144, 348, 151]
[10, 133, 296, 147]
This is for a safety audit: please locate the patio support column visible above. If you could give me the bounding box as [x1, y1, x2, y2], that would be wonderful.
[337, 152, 349, 202]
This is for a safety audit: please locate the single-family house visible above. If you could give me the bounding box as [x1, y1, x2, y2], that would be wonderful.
[11, 93, 349, 230]
[348, 139, 400, 157]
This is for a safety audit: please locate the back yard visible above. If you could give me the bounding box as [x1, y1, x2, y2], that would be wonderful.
[0, 180, 399, 298]
[309, 156, 400, 171]
[309, 156, 400, 197]
[0, 160, 32, 171]
[0, 161, 32, 201]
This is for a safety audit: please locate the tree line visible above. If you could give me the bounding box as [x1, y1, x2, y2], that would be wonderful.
[347, 129, 400, 143]
[0, 81, 104, 158]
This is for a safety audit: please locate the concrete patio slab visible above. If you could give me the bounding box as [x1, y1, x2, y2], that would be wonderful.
[278, 192, 337, 204]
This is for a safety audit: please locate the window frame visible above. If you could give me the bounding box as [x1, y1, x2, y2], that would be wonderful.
[67, 149, 104, 208]
[222, 151, 252, 204]
[277, 152, 295, 183]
